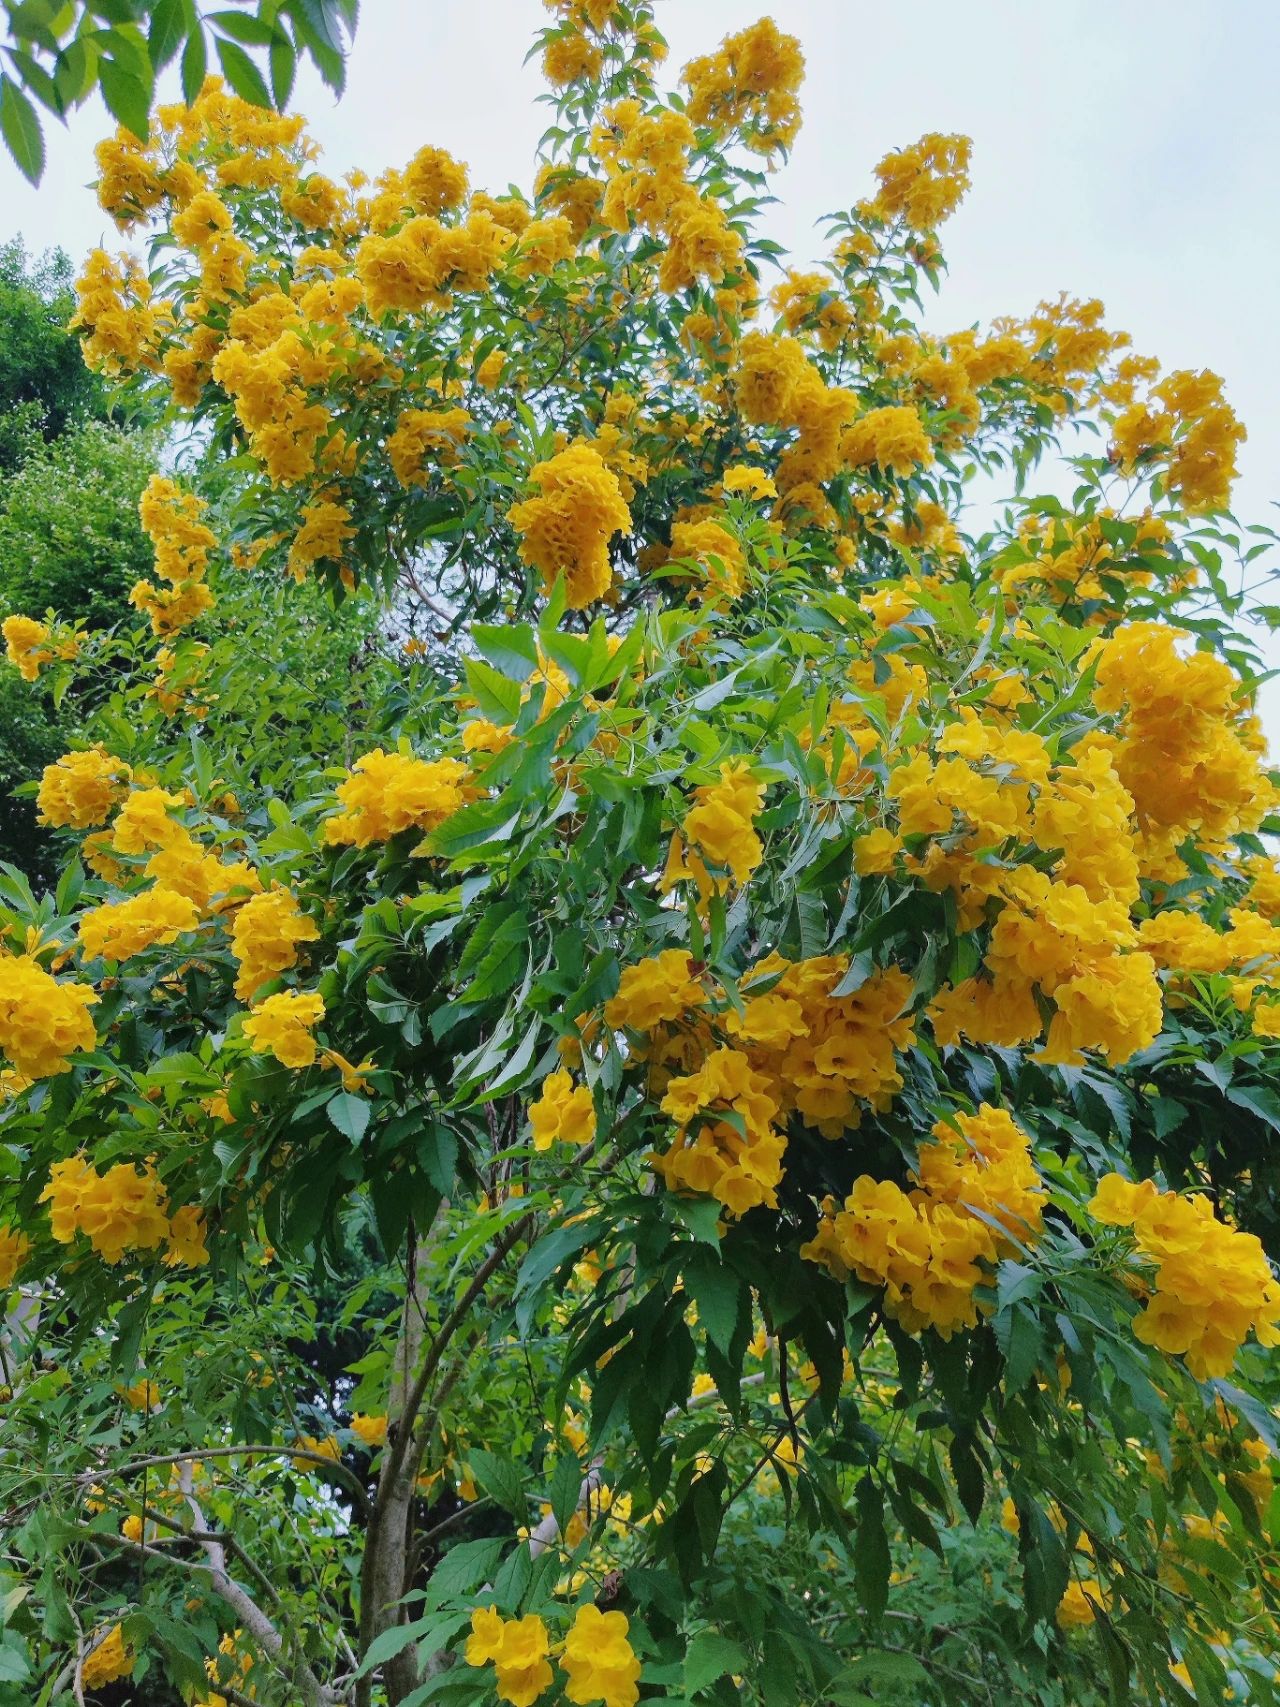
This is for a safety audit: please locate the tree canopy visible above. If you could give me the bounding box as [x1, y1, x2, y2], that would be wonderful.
[1, 5, 1279, 1706]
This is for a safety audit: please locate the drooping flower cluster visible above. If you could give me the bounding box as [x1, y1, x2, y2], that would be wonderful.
[664, 761, 765, 893]
[36, 748, 132, 830]
[1088, 621, 1274, 877]
[0, 955, 98, 1080]
[243, 989, 326, 1068]
[80, 1624, 133, 1688]
[323, 749, 475, 848]
[131, 474, 218, 636]
[229, 888, 319, 1000]
[40, 1156, 207, 1267]
[1090, 1174, 1280, 1379]
[802, 1106, 1044, 1335]
[529, 1069, 596, 1150]
[508, 445, 632, 609]
[0, 1225, 30, 1289]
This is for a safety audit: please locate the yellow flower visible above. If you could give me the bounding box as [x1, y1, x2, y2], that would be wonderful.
[324, 749, 473, 847]
[562, 1604, 642, 1707]
[243, 991, 325, 1069]
[78, 886, 200, 963]
[605, 950, 707, 1032]
[529, 1069, 596, 1150]
[351, 1413, 388, 1449]
[3, 614, 53, 681]
[81, 1623, 133, 1688]
[0, 1225, 30, 1289]
[165, 1204, 210, 1268]
[37, 749, 132, 830]
[0, 956, 98, 1080]
[230, 887, 319, 1001]
[465, 1608, 553, 1707]
[508, 445, 631, 609]
[40, 1156, 170, 1263]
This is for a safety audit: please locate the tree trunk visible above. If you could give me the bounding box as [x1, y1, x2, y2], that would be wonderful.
[357, 1220, 440, 1706]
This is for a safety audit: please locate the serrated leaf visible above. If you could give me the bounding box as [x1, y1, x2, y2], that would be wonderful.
[147, 0, 187, 70]
[269, 29, 296, 107]
[683, 1630, 748, 1695]
[180, 27, 207, 103]
[548, 1454, 584, 1537]
[0, 76, 46, 183]
[98, 58, 151, 140]
[469, 1449, 527, 1520]
[326, 1090, 370, 1145]
[682, 1250, 741, 1357]
[216, 37, 272, 107]
[472, 622, 538, 681]
[853, 1477, 890, 1621]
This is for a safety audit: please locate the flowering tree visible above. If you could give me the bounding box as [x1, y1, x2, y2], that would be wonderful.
[2, 4, 1280, 1704]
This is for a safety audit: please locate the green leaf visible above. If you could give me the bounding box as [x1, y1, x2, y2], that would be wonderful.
[98, 58, 151, 140]
[269, 29, 296, 107]
[209, 10, 278, 46]
[853, 1477, 890, 1621]
[683, 1630, 748, 1696]
[180, 26, 207, 103]
[548, 1453, 584, 1537]
[463, 657, 522, 723]
[147, 0, 188, 70]
[472, 622, 538, 681]
[0, 76, 46, 183]
[682, 1250, 741, 1357]
[469, 1450, 527, 1520]
[326, 1091, 370, 1145]
[423, 1537, 506, 1610]
[1226, 1083, 1280, 1132]
[416, 1123, 458, 1196]
[215, 37, 272, 107]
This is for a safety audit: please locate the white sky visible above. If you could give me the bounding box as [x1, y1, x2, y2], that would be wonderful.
[3, 0, 1278, 721]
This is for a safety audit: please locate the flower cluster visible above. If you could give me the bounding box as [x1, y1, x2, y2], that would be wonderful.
[529, 1069, 596, 1150]
[465, 1603, 640, 1707]
[36, 748, 132, 830]
[131, 474, 219, 636]
[654, 1045, 785, 1217]
[665, 761, 764, 893]
[508, 445, 632, 609]
[323, 749, 475, 847]
[230, 887, 319, 1000]
[465, 1609, 553, 1706]
[1111, 368, 1246, 512]
[1088, 621, 1273, 877]
[40, 1155, 207, 1267]
[802, 1105, 1043, 1335]
[0, 1225, 30, 1289]
[863, 132, 972, 231]
[2, 614, 76, 681]
[78, 886, 199, 962]
[243, 990, 326, 1068]
[80, 1624, 133, 1688]
[682, 17, 805, 155]
[0, 954, 98, 1080]
[1090, 1174, 1280, 1379]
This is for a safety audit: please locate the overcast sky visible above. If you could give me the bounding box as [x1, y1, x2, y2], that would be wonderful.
[3, 0, 1277, 718]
